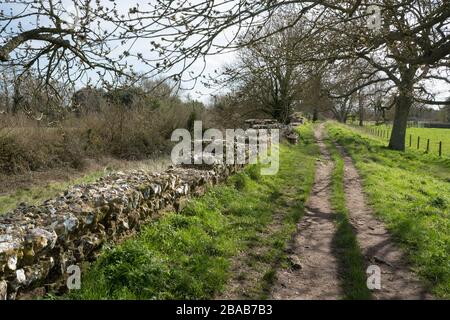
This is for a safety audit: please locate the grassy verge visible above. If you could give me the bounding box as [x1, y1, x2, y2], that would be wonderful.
[326, 122, 450, 299]
[325, 140, 372, 300]
[225, 124, 319, 299]
[62, 124, 319, 300]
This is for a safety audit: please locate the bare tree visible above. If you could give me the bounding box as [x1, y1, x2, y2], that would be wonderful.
[0, 0, 143, 89]
[0, 1, 368, 88]
[217, 16, 312, 123]
[146, 0, 449, 149]
[0, 65, 11, 113]
[2, 1, 449, 151]
[317, 1, 450, 149]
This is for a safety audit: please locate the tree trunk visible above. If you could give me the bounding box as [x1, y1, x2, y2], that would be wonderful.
[388, 93, 411, 151]
[337, 109, 347, 123]
[358, 95, 364, 126]
[12, 84, 20, 114]
[446, 106, 450, 123]
[312, 108, 318, 122]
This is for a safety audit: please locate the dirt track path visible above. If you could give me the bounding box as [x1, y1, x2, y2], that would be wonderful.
[270, 124, 431, 300]
[270, 124, 342, 299]
[336, 144, 432, 300]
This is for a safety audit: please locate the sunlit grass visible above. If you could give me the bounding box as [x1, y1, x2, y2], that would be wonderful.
[63, 124, 319, 300]
[326, 123, 450, 299]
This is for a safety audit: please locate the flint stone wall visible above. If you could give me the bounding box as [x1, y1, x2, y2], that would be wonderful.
[0, 120, 296, 300]
[0, 162, 245, 300]
[245, 118, 302, 144]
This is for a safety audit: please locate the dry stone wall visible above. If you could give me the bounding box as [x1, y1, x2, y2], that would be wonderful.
[245, 117, 304, 144]
[0, 119, 299, 300]
[0, 162, 244, 300]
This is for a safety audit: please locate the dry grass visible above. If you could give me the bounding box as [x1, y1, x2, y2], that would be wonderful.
[0, 155, 171, 215]
[0, 101, 204, 175]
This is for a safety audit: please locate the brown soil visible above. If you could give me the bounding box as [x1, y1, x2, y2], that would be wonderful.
[335, 144, 432, 300]
[270, 124, 342, 299]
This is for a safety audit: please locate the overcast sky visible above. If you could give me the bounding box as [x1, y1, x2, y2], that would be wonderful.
[1, 1, 448, 106]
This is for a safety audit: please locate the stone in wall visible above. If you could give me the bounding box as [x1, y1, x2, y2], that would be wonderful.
[245, 118, 302, 144]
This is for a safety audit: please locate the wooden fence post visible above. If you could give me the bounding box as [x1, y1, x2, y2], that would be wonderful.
[409, 134, 412, 147]
[417, 136, 420, 150]
[426, 139, 430, 154]
[439, 142, 442, 157]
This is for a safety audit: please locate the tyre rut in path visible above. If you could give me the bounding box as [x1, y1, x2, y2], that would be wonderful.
[269, 124, 432, 300]
[270, 124, 342, 299]
[335, 144, 432, 299]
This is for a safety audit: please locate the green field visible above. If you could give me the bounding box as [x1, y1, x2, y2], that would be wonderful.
[352, 124, 450, 158]
[326, 123, 450, 298]
[406, 128, 450, 157]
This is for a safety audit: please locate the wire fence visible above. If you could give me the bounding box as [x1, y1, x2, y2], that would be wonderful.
[348, 124, 446, 158]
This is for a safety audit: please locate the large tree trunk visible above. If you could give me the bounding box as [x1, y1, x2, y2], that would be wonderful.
[388, 93, 412, 151]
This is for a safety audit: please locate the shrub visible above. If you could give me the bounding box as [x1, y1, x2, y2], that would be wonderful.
[0, 91, 218, 175]
[0, 135, 36, 174]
